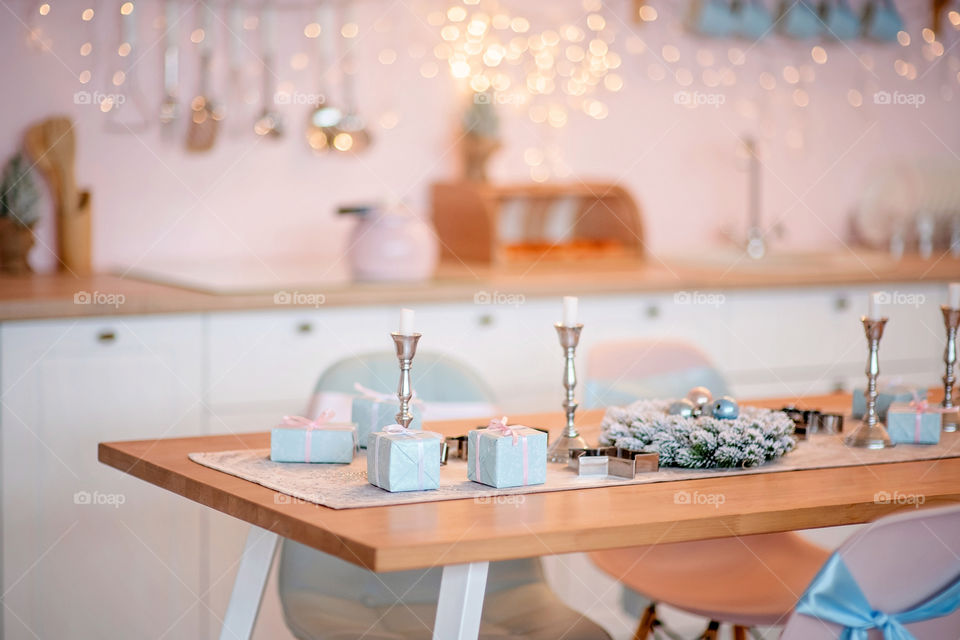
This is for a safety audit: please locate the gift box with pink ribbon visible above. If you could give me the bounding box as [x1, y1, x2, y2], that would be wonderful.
[886, 399, 947, 445]
[467, 417, 548, 489]
[351, 383, 423, 448]
[270, 412, 358, 464]
[366, 425, 443, 492]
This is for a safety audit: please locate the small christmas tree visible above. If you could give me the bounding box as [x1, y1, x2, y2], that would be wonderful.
[0, 152, 41, 227]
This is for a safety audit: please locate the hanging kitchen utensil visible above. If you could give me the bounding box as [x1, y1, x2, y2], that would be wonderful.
[688, 0, 737, 37]
[225, 1, 250, 137]
[820, 0, 861, 40]
[333, 2, 371, 152]
[734, 0, 773, 40]
[185, 3, 221, 151]
[254, 2, 283, 137]
[105, 1, 151, 133]
[862, 0, 903, 42]
[779, 0, 822, 38]
[159, 0, 180, 137]
[306, 1, 342, 151]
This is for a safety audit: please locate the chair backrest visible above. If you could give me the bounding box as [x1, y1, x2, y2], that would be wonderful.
[781, 504, 960, 639]
[279, 351, 539, 609]
[584, 339, 730, 409]
[304, 350, 497, 421]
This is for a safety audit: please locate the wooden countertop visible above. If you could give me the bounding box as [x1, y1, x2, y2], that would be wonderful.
[99, 393, 960, 572]
[3, 253, 959, 321]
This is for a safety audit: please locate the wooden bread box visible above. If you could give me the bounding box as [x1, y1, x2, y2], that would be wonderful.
[431, 181, 645, 265]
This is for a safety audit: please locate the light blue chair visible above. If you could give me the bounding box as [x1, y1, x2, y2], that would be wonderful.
[278, 351, 611, 640]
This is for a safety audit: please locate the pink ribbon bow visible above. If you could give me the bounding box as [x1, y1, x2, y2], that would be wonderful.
[280, 410, 352, 462]
[476, 416, 529, 486]
[908, 394, 951, 443]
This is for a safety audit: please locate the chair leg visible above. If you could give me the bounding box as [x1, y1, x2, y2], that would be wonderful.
[699, 620, 720, 640]
[632, 603, 657, 640]
[733, 626, 748, 640]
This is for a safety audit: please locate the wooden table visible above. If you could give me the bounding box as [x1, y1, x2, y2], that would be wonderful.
[99, 393, 960, 640]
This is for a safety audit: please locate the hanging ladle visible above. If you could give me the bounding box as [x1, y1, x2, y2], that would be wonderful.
[254, 2, 283, 137]
[305, 0, 341, 151]
[331, 2, 371, 153]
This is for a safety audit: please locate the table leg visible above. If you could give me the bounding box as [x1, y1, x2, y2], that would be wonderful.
[432, 562, 489, 640]
[219, 526, 280, 640]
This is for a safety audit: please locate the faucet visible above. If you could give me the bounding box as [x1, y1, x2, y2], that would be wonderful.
[744, 137, 766, 259]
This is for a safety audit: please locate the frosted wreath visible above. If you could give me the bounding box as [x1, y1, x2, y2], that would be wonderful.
[600, 399, 797, 469]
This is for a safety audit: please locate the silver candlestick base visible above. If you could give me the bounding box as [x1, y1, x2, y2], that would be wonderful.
[391, 332, 421, 429]
[941, 306, 960, 433]
[846, 317, 894, 449]
[547, 323, 588, 463]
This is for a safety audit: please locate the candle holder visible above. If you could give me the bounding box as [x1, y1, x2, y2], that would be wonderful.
[391, 332, 421, 429]
[547, 322, 589, 462]
[941, 306, 960, 432]
[845, 317, 894, 449]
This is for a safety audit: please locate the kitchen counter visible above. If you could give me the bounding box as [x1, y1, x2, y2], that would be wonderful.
[0, 252, 958, 321]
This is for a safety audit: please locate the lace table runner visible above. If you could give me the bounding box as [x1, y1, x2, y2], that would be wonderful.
[188, 431, 960, 509]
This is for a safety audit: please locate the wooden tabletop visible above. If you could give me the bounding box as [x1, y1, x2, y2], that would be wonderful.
[98, 393, 960, 572]
[6, 252, 960, 321]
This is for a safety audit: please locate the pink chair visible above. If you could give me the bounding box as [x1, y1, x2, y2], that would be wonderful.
[586, 339, 830, 639]
[781, 504, 960, 639]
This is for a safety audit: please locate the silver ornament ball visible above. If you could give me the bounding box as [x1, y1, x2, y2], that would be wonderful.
[686, 386, 713, 414]
[667, 398, 696, 418]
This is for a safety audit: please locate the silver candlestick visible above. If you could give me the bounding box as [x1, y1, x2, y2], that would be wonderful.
[846, 317, 894, 449]
[941, 306, 960, 432]
[547, 322, 588, 462]
[391, 332, 421, 429]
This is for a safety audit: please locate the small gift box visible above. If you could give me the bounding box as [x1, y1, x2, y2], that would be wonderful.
[887, 401, 943, 445]
[852, 385, 926, 421]
[467, 417, 548, 489]
[367, 425, 443, 492]
[351, 383, 423, 448]
[270, 412, 357, 464]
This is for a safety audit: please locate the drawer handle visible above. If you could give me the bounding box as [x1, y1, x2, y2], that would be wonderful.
[297, 322, 313, 334]
[645, 305, 661, 319]
[477, 314, 495, 327]
[834, 296, 849, 312]
[97, 330, 117, 344]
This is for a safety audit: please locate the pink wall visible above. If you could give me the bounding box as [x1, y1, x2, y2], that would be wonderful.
[1, 0, 957, 273]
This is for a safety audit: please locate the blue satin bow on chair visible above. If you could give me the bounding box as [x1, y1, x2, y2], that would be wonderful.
[796, 552, 960, 639]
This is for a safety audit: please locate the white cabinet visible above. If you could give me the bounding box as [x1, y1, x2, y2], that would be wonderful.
[1, 315, 206, 640]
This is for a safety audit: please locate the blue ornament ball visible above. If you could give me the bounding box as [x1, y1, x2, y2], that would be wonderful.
[667, 398, 696, 418]
[712, 396, 740, 420]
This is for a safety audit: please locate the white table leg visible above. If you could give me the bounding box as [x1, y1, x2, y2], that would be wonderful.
[219, 526, 280, 640]
[432, 561, 489, 640]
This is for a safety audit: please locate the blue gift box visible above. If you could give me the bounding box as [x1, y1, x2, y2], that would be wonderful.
[366, 428, 443, 492]
[467, 425, 547, 489]
[887, 402, 942, 445]
[852, 386, 926, 421]
[351, 395, 422, 448]
[270, 422, 357, 464]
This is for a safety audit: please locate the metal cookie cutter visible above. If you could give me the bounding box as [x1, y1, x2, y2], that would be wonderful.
[567, 447, 659, 478]
[602, 447, 659, 478]
[440, 435, 469, 466]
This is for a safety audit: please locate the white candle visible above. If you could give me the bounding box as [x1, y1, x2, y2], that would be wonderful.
[399, 308, 415, 335]
[949, 283, 960, 310]
[867, 291, 883, 321]
[562, 296, 578, 327]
